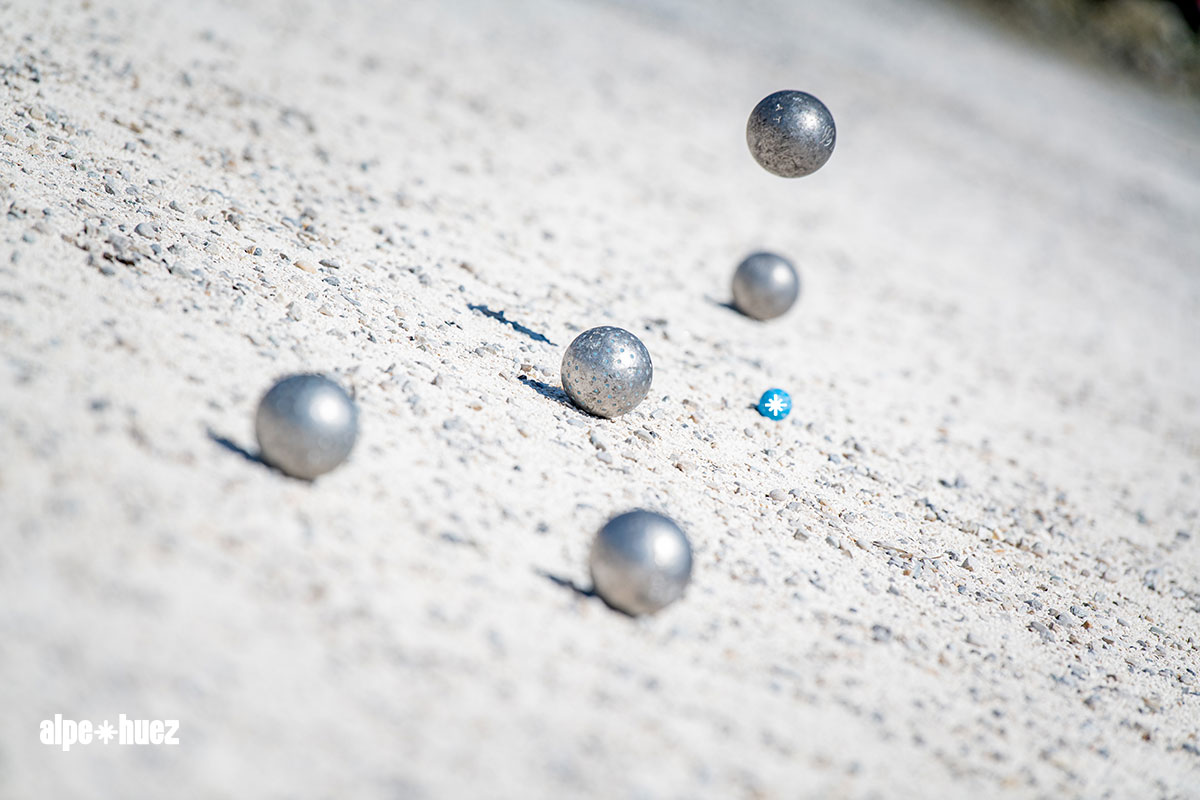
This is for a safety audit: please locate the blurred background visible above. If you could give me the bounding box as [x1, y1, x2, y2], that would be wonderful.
[954, 0, 1200, 94]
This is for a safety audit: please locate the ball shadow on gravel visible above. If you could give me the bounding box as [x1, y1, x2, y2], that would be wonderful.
[206, 427, 265, 466]
[517, 375, 590, 415]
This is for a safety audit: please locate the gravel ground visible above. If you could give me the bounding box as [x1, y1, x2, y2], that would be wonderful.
[1, 0, 1198, 797]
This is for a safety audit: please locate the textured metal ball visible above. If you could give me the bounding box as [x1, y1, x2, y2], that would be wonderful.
[731, 251, 800, 320]
[589, 510, 693, 616]
[561, 326, 653, 418]
[746, 90, 836, 178]
[255, 374, 358, 480]
[757, 388, 792, 421]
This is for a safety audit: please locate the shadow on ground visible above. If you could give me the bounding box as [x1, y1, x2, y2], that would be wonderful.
[535, 568, 596, 599]
[468, 303, 556, 345]
[518, 375, 589, 415]
[704, 294, 742, 315]
[207, 428, 263, 465]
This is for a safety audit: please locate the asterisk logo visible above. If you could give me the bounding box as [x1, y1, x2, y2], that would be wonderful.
[95, 721, 116, 744]
[765, 395, 786, 416]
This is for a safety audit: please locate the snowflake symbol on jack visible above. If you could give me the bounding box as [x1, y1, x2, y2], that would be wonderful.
[757, 388, 792, 421]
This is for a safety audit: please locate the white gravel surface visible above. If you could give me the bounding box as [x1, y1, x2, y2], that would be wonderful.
[1, 0, 1198, 797]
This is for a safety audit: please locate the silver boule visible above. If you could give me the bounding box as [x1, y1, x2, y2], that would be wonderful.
[255, 373, 358, 480]
[731, 251, 800, 320]
[589, 510, 693, 616]
[746, 90, 836, 178]
[561, 326, 653, 418]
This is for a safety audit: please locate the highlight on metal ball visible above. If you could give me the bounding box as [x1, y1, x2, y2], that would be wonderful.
[589, 509, 693, 616]
[746, 89, 836, 178]
[561, 326, 653, 419]
[731, 251, 800, 321]
[254, 373, 359, 480]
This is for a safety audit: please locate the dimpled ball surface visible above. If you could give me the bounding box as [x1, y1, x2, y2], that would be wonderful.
[757, 388, 792, 421]
[746, 90, 836, 178]
[255, 374, 359, 480]
[589, 510, 693, 616]
[561, 326, 653, 418]
[732, 251, 800, 321]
